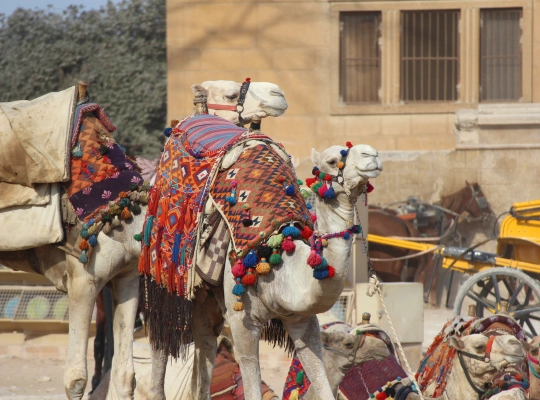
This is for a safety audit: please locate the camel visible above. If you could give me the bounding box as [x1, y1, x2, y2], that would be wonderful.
[0, 79, 288, 400]
[146, 143, 383, 400]
[527, 336, 540, 399]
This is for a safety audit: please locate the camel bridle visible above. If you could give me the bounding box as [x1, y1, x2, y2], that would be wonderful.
[207, 78, 251, 126]
[456, 335, 497, 397]
[322, 332, 367, 363]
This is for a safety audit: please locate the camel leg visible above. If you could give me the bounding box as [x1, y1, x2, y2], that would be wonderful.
[189, 288, 225, 400]
[90, 290, 106, 393]
[64, 262, 101, 400]
[283, 316, 335, 400]
[106, 269, 139, 400]
[147, 347, 167, 400]
[227, 312, 263, 400]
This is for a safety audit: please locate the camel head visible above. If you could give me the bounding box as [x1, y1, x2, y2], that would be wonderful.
[320, 330, 389, 371]
[449, 333, 526, 386]
[311, 144, 382, 201]
[191, 80, 288, 125]
[527, 336, 539, 374]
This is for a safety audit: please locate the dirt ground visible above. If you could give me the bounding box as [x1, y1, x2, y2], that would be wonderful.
[0, 307, 452, 400]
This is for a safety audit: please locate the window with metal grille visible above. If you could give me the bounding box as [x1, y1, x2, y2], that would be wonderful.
[340, 12, 381, 104]
[480, 8, 522, 102]
[401, 10, 460, 102]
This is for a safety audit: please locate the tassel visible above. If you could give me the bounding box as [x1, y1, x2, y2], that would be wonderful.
[88, 234, 98, 247]
[139, 193, 148, 204]
[79, 239, 89, 251]
[80, 229, 90, 239]
[281, 236, 296, 252]
[283, 225, 300, 238]
[256, 244, 273, 259]
[79, 250, 88, 263]
[226, 194, 237, 205]
[102, 222, 112, 235]
[305, 178, 316, 187]
[313, 269, 329, 280]
[232, 279, 245, 296]
[310, 212, 317, 222]
[143, 215, 153, 246]
[307, 250, 322, 267]
[301, 189, 310, 199]
[131, 203, 142, 215]
[233, 297, 244, 311]
[267, 234, 284, 248]
[301, 226, 313, 240]
[112, 215, 121, 227]
[243, 250, 258, 268]
[256, 258, 271, 275]
[269, 250, 282, 265]
[72, 145, 83, 158]
[344, 232, 351, 240]
[232, 260, 246, 277]
[121, 207, 132, 220]
[290, 389, 299, 400]
[133, 232, 142, 241]
[324, 186, 336, 199]
[119, 197, 130, 208]
[318, 184, 327, 197]
[172, 233, 182, 266]
[327, 266, 336, 278]
[129, 191, 140, 201]
[311, 181, 322, 193]
[242, 213, 253, 227]
[88, 225, 99, 235]
[242, 268, 257, 285]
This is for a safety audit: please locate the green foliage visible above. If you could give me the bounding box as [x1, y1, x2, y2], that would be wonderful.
[0, 0, 166, 158]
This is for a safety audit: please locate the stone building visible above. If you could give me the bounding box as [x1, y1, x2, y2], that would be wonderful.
[166, 0, 540, 216]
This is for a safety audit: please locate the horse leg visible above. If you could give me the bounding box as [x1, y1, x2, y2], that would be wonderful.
[64, 260, 101, 400]
[146, 347, 167, 400]
[227, 311, 263, 400]
[90, 290, 106, 393]
[283, 316, 335, 399]
[106, 269, 139, 400]
[189, 288, 225, 400]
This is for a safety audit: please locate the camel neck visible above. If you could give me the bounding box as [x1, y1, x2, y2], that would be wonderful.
[314, 194, 355, 234]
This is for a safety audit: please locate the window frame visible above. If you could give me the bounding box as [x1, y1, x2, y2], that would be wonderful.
[329, 1, 532, 116]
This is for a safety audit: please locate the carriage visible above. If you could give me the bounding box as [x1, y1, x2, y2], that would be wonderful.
[368, 198, 540, 338]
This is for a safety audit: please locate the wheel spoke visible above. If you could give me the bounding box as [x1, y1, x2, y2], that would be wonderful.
[491, 274, 501, 304]
[466, 291, 497, 313]
[525, 319, 538, 336]
[529, 315, 540, 322]
[512, 306, 540, 318]
[508, 282, 525, 307]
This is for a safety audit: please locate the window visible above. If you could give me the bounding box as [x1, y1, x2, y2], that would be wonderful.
[339, 12, 381, 104]
[480, 8, 522, 102]
[400, 10, 460, 102]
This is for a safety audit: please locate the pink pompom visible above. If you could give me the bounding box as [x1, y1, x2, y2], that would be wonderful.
[318, 184, 327, 197]
[310, 213, 317, 222]
[307, 250, 322, 267]
[282, 236, 296, 252]
[232, 260, 246, 277]
[327, 266, 336, 278]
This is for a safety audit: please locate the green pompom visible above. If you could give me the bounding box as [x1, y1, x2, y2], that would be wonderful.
[131, 203, 142, 215]
[297, 179, 303, 185]
[129, 183, 139, 191]
[296, 370, 305, 385]
[269, 252, 282, 265]
[134, 233, 142, 242]
[301, 189, 310, 199]
[80, 229, 90, 239]
[267, 234, 284, 248]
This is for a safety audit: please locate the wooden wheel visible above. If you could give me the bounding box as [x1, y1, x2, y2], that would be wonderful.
[453, 267, 540, 338]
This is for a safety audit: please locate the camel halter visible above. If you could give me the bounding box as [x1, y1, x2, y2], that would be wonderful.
[456, 335, 497, 397]
[322, 332, 367, 362]
[207, 78, 251, 126]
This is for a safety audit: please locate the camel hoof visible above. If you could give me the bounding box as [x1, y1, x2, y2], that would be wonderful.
[147, 389, 166, 400]
[65, 377, 87, 400]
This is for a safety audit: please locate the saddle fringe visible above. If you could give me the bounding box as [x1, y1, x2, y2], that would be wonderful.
[261, 318, 296, 356]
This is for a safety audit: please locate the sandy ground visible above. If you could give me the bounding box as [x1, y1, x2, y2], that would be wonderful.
[0, 307, 453, 399]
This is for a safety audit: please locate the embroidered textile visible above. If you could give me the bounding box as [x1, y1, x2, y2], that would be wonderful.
[65, 114, 142, 221]
[210, 144, 312, 257]
[71, 102, 116, 147]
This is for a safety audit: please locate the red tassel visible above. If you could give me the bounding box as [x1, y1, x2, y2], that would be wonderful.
[79, 239, 89, 251]
[281, 236, 296, 252]
[346, 141, 353, 148]
[324, 174, 332, 181]
[301, 226, 313, 240]
[366, 181, 374, 193]
[327, 266, 336, 278]
[310, 212, 317, 222]
[307, 251, 322, 267]
[305, 177, 317, 187]
[232, 260, 245, 277]
[242, 269, 257, 285]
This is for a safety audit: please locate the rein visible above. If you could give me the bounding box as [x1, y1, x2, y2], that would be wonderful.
[455, 335, 496, 398]
[529, 356, 540, 379]
[207, 78, 251, 126]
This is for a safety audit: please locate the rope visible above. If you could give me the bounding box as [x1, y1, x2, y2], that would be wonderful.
[367, 275, 426, 400]
[369, 245, 441, 262]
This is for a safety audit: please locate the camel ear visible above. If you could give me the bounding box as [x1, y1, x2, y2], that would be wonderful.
[320, 331, 331, 347]
[311, 148, 320, 166]
[191, 84, 208, 96]
[449, 336, 465, 350]
[521, 339, 531, 352]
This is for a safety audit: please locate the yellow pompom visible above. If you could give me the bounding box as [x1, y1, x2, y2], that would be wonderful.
[290, 389, 299, 400]
[337, 161, 345, 169]
[321, 239, 328, 247]
[233, 301, 244, 311]
[256, 260, 271, 275]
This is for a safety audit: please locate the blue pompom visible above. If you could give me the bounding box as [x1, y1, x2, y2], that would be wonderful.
[232, 283, 245, 296]
[340, 149, 348, 157]
[89, 219, 95, 226]
[306, 203, 312, 210]
[243, 250, 258, 268]
[282, 225, 300, 238]
[80, 229, 90, 239]
[163, 127, 173, 137]
[285, 185, 295, 195]
[72, 148, 83, 158]
[313, 269, 329, 280]
[88, 234, 98, 247]
[226, 196, 237, 205]
[324, 186, 336, 199]
[79, 250, 88, 263]
[82, 223, 89, 230]
[344, 232, 351, 240]
[314, 257, 328, 270]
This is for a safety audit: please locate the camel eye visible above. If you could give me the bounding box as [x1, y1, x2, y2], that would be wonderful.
[474, 344, 485, 352]
[532, 348, 539, 355]
[344, 341, 354, 349]
[225, 94, 238, 101]
[328, 159, 337, 166]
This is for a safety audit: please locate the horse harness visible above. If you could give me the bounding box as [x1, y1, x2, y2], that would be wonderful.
[528, 352, 540, 379]
[207, 78, 251, 126]
[456, 335, 497, 397]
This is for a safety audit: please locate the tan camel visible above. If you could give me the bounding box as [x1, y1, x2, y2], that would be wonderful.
[147, 143, 383, 400]
[0, 79, 288, 400]
[527, 336, 540, 400]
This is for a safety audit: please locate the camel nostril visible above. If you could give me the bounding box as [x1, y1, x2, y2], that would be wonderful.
[270, 90, 284, 97]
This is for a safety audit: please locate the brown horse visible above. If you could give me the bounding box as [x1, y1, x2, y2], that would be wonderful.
[368, 182, 494, 305]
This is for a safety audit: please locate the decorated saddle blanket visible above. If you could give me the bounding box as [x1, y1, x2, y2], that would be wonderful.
[283, 321, 405, 400]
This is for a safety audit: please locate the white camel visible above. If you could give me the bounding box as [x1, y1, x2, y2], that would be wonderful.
[147, 143, 383, 400]
[0, 79, 288, 400]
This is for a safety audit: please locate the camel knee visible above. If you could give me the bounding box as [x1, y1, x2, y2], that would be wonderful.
[110, 367, 135, 398]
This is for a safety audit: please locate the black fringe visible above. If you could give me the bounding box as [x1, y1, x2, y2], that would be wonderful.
[261, 318, 296, 356]
[139, 275, 194, 360]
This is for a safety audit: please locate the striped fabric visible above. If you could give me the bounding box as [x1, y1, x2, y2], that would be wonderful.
[178, 114, 248, 158]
